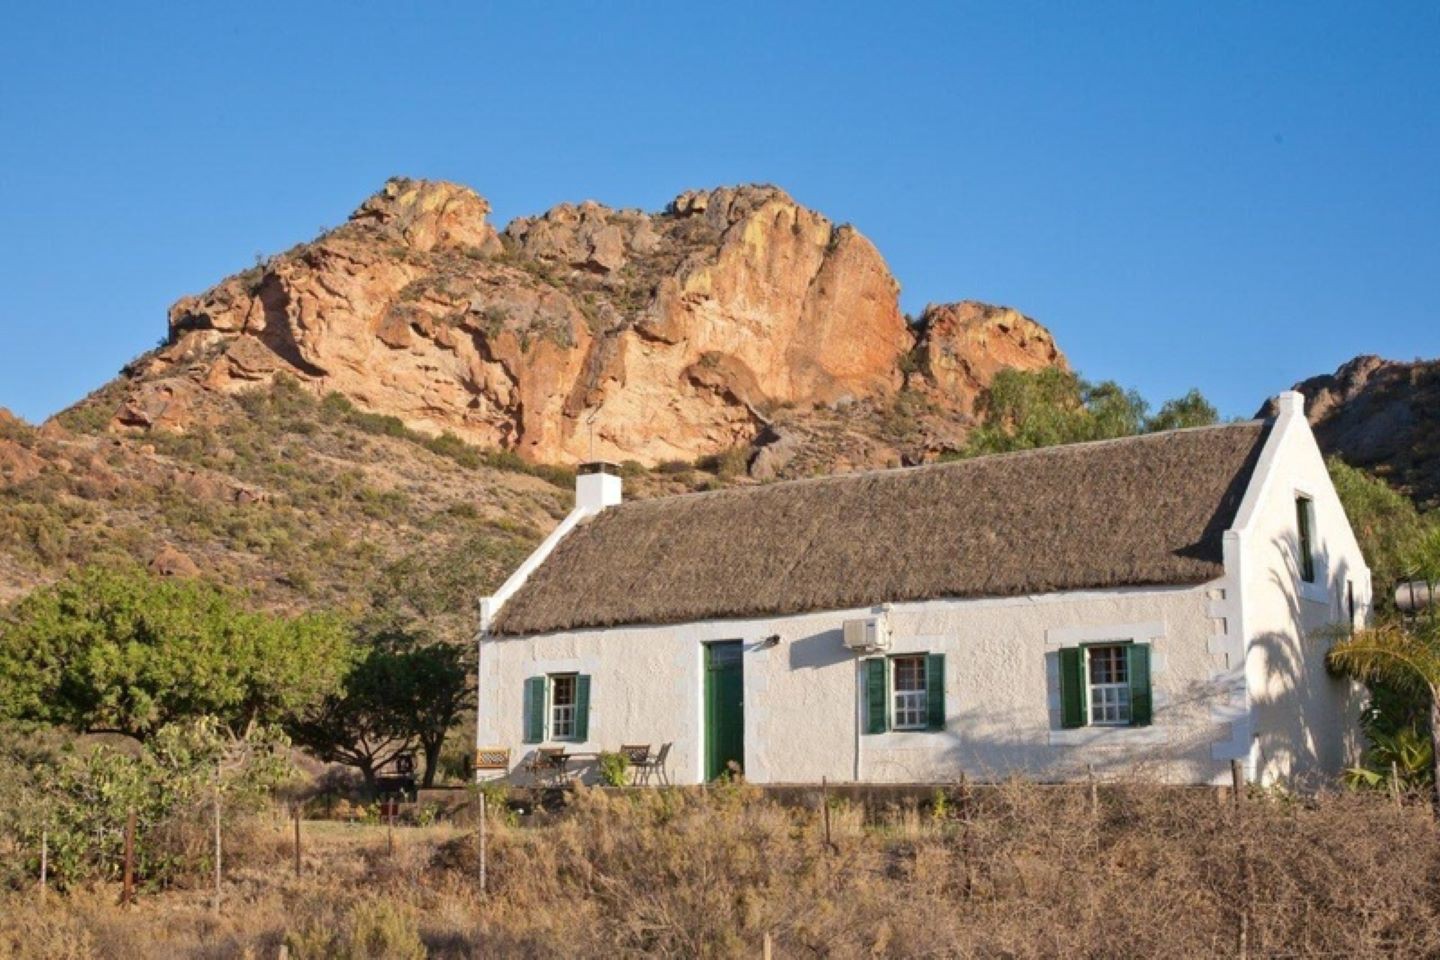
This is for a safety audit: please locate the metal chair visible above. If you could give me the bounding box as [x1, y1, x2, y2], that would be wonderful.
[620, 744, 652, 784]
[525, 747, 571, 786]
[631, 742, 672, 786]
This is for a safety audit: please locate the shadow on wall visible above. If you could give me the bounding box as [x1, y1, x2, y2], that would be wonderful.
[1249, 531, 1364, 788]
[788, 628, 850, 671]
[857, 699, 1240, 785]
[854, 661, 1243, 786]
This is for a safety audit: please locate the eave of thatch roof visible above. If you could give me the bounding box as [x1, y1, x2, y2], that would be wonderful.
[490, 422, 1272, 637]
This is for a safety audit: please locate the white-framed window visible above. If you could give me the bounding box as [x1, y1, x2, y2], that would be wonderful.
[549, 673, 578, 740]
[1087, 645, 1131, 726]
[891, 655, 929, 731]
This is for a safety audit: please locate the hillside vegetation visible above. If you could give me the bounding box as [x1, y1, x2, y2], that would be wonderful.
[2, 378, 563, 629]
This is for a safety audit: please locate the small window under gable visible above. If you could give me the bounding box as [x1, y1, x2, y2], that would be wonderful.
[1296, 494, 1317, 584]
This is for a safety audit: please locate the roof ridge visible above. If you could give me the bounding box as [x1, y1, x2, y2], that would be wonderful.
[617, 419, 1269, 510]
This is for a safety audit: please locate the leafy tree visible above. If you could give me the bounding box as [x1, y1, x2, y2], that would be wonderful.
[1085, 380, 1150, 439]
[0, 563, 352, 739]
[1328, 458, 1429, 607]
[287, 636, 416, 792]
[0, 717, 291, 889]
[287, 626, 473, 789]
[961, 368, 1216, 457]
[399, 638, 473, 787]
[1146, 389, 1219, 432]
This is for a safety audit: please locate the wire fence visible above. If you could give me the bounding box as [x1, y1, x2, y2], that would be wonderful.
[7, 768, 1440, 959]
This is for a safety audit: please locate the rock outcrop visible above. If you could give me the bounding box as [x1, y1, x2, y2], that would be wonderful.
[1276, 355, 1440, 508]
[910, 301, 1066, 413]
[112, 177, 1066, 467]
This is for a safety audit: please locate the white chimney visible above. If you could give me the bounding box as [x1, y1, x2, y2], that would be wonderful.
[576, 461, 622, 512]
[1273, 390, 1306, 421]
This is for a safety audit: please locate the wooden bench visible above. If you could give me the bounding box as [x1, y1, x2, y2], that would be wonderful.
[474, 746, 511, 781]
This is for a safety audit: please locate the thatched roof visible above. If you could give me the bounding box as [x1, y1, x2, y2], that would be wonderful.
[490, 422, 1271, 637]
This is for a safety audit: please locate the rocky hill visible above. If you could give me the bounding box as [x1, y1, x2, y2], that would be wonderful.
[1280, 355, 1440, 510]
[110, 178, 1063, 471]
[1, 178, 1067, 617]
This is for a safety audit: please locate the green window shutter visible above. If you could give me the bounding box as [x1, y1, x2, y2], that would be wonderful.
[1127, 644, 1152, 727]
[573, 674, 592, 742]
[865, 658, 889, 734]
[1059, 647, 1087, 729]
[925, 653, 946, 731]
[522, 676, 546, 744]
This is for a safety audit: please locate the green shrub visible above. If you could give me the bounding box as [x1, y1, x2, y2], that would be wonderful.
[0, 719, 292, 890]
[697, 446, 750, 480]
[597, 751, 630, 787]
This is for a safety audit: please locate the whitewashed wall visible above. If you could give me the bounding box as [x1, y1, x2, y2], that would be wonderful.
[478, 582, 1245, 786]
[1235, 395, 1371, 787]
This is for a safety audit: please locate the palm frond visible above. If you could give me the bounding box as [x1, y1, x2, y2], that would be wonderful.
[1326, 623, 1440, 699]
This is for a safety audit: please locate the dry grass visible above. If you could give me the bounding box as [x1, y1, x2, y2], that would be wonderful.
[3, 781, 1438, 959]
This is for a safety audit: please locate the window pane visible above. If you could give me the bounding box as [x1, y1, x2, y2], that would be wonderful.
[1088, 646, 1128, 685]
[551, 675, 577, 739]
[891, 656, 928, 729]
[1087, 646, 1131, 726]
[1296, 497, 1316, 583]
[893, 656, 925, 691]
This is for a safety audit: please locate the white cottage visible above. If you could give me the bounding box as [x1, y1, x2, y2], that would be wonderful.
[476, 392, 1371, 788]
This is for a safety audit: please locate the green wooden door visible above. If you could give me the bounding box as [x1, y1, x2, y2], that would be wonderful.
[705, 641, 745, 781]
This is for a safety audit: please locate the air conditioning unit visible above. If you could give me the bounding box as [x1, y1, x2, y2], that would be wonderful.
[842, 616, 891, 652]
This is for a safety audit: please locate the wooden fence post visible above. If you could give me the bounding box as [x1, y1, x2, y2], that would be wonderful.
[1087, 763, 1099, 816]
[1233, 757, 1254, 960]
[1391, 761, 1403, 810]
[387, 805, 395, 857]
[122, 810, 135, 906]
[38, 828, 47, 898]
[293, 805, 302, 877]
[960, 777, 974, 898]
[213, 788, 222, 912]
[821, 777, 833, 851]
[762, 930, 774, 960]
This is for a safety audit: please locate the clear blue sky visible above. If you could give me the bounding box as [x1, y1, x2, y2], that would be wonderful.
[2, 2, 1436, 423]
